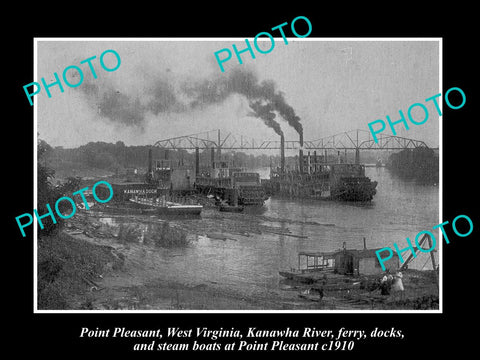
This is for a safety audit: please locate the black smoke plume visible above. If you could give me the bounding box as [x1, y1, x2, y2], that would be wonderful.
[247, 100, 283, 136]
[185, 68, 302, 136]
[78, 65, 302, 136]
[78, 71, 185, 128]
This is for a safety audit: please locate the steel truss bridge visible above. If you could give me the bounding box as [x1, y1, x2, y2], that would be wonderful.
[153, 129, 438, 151]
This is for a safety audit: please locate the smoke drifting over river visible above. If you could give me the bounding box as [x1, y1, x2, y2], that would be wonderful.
[38, 41, 440, 149]
[79, 67, 301, 137]
[184, 68, 302, 136]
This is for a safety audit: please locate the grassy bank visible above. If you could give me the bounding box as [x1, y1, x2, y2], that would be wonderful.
[37, 232, 124, 310]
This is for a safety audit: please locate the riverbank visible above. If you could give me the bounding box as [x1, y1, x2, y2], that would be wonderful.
[37, 229, 296, 310]
[37, 231, 124, 310]
[37, 212, 439, 311]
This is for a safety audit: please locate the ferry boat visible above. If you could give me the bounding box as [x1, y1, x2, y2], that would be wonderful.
[128, 197, 203, 216]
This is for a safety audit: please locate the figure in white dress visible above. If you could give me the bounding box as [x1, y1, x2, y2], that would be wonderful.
[391, 271, 405, 300]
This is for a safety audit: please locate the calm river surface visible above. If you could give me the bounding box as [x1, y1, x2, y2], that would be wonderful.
[98, 167, 440, 300]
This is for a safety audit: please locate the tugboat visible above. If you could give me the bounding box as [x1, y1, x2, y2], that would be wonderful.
[216, 196, 244, 213]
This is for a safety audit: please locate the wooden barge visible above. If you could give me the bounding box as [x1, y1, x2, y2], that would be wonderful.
[279, 242, 400, 286]
[94, 181, 203, 217]
[128, 197, 203, 216]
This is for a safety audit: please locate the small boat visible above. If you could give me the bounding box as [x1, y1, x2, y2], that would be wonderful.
[279, 270, 317, 284]
[164, 202, 203, 216]
[219, 204, 244, 213]
[128, 197, 203, 216]
[298, 287, 324, 302]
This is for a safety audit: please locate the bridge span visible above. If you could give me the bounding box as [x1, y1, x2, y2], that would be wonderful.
[153, 129, 438, 151]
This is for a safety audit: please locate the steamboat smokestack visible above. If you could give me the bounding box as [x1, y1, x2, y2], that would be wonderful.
[280, 134, 285, 172]
[195, 147, 200, 176]
[147, 148, 152, 173]
[307, 151, 311, 174]
[299, 131, 304, 174]
[217, 129, 222, 161]
[210, 147, 215, 168]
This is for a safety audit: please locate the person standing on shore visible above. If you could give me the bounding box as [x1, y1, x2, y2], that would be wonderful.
[391, 271, 405, 300]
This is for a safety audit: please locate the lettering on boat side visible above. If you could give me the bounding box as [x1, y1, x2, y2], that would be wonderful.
[376, 214, 474, 271]
[124, 189, 157, 194]
[214, 16, 312, 73]
[368, 87, 466, 143]
[15, 180, 113, 237]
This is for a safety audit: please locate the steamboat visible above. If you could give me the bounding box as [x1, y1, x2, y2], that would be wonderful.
[262, 134, 377, 202]
[195, 160, 268, 206]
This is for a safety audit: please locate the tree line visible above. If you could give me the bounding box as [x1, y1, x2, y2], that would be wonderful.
[44, 140, 277, 174]
[43, 139, 402, 177]
[386, 147, 439, 184]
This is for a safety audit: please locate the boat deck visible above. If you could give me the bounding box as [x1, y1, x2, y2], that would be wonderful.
[280, 268, 352, 284]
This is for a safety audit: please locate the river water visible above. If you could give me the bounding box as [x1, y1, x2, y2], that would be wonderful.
[97, 166, 440, 302]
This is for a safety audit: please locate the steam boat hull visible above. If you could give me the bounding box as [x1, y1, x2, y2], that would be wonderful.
[195, 162, 268, 206]
[263, 163, 377, 202]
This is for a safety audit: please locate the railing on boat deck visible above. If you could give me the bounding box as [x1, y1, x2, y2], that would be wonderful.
[298, 251, 335, 273]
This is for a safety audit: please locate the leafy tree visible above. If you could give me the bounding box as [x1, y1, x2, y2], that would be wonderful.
[37, 139, 61, 237]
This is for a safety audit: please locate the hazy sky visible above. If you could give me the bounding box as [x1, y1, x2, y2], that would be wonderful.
[36, 39, 440, 151]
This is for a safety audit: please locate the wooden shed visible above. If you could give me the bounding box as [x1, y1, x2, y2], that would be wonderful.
[333, 248, 399, 276]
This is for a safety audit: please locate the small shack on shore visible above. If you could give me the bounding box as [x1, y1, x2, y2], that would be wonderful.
[333, 248, 399, 275]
